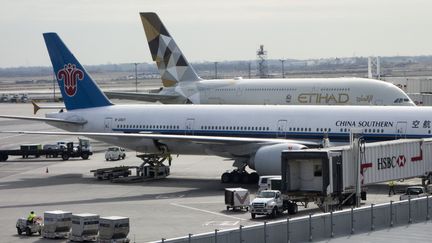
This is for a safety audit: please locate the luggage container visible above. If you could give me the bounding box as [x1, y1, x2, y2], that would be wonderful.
[99, 216, 130, 243]
[69, 213, 99, 242]
[42, 210, 72, 239]
[224, 188, 250, 211]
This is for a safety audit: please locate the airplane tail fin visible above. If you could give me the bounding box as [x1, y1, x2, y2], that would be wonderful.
[140, 12, 201, 87]
[43, 33, 113, 110]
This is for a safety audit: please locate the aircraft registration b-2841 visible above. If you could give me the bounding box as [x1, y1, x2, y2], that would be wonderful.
[105, 12, 415, 107]
[1, 33, 431, 183]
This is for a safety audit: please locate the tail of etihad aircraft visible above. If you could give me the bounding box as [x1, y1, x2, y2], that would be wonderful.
[140, 12, 201, 87]
[43, 32, 113, 110]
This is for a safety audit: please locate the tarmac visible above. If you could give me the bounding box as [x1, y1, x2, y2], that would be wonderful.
[0, 103, 427, 242]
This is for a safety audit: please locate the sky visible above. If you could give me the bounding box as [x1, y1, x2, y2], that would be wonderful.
[0, 0, 431, 68]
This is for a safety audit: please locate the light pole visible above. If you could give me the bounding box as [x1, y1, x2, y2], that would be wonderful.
[53, 72, 56, 101]
[279, 59, 285, 78]
[214, 62, 218, 79]
[134, 63, 138, 92]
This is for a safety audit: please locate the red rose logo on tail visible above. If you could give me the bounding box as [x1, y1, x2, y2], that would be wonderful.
[57, 63, 84, 97]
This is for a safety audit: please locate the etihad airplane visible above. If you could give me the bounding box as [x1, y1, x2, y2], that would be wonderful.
[105, 12, 414, 106]
[1, 33, 431, 183]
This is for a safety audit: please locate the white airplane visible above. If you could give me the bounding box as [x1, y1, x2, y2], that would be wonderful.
[1, 33, 431, 183]
[105, 12, 414, 107]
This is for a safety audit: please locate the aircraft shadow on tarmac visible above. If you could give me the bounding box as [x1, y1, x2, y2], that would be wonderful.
[0, 174, 257, 209]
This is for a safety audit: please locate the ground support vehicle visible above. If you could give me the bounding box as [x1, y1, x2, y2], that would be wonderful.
[0, 94, 10, 102]
[69, 213, 99, 242]
[16, 217, 42, 236]
[91, 153, 170, 182]
[225, 188, 250, 211]
[400, 186, 431, 200]
[257, 175, 281, 192]
[91, 166, 133, 180]
[42, 210, 72, 239]
[250, 190, 287, 219]
[105, 147, 126, 161]
[0, 138, 92, 162]
[98, 216, 130, 243]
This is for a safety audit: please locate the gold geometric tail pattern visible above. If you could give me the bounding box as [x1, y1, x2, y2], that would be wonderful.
[140, 12, 201, 87]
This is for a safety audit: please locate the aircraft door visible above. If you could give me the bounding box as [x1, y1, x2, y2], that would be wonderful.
[185, 118, 195, 135]
[104, 118, 112, 132]
[277, 120, 287, 138]
[236, 87, 243, 96]
[395, 121, 407, 138]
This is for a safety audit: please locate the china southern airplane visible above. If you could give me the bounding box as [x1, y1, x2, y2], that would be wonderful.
[1, 33, 431, 183]
[105, 12, 414, 106]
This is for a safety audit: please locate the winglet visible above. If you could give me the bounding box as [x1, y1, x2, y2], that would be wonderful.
[43, 33, 113, 110]
[140, 12, 201, 87]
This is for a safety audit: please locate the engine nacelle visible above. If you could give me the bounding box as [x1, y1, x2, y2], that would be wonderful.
[249, 143, 307, 175]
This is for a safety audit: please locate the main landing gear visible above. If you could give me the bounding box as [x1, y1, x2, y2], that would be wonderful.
[221, 170, 259, 184]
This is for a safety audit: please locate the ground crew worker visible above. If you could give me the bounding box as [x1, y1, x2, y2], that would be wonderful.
[27, 211, 36, 224]
[388, 180, 396, 196]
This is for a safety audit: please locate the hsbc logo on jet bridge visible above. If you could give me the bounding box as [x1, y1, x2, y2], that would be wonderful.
[376, 142, 423, 170]
[377, 155, 407, 170]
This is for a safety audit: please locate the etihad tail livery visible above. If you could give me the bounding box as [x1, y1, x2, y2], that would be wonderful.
[105, 12, 414, 106]
[2, 33, 431, 183]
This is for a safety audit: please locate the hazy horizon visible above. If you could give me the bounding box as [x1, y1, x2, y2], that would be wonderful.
[1, 0, 431, 68]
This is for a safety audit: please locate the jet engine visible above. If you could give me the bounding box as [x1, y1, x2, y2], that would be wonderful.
[248, 143, 307, 175]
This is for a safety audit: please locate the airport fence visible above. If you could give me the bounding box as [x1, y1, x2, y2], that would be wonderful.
[151, 196, 431, 243]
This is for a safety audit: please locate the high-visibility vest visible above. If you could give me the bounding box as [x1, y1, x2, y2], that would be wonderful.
[27, 213, 36, 221]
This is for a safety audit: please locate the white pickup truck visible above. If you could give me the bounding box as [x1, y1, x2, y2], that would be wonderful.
[399, 186, 430, 201]
[250, 190, 298, 219]
[250, 190, 284, 219]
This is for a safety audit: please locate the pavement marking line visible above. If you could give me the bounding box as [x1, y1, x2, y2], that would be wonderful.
[170, 203, 246, 221]
[0, 134, 25, 140]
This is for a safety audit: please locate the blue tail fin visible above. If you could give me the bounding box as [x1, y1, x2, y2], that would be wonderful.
[43, 33, 112, 110]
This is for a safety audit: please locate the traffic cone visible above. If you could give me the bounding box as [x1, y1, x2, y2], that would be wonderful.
[46, 167, 49, 173]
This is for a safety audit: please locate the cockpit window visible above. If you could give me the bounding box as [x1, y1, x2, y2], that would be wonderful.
[394, 98, 409, 103]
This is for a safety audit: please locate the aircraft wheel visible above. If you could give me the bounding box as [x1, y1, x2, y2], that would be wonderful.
[231, 171, 241, 183]
[249, 172, 259, 184]
[221, 172, 231, 183]
[240, 173, 250, 184]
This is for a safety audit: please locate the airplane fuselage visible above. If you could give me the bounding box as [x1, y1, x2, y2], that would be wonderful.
[48, 104, 432, 157]
[170, 77, 414, 106]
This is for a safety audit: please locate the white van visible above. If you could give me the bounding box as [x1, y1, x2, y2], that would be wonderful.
[257, 175, 281, 192]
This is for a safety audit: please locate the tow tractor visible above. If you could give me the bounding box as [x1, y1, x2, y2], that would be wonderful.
[16, 217, 43, 236]
[0, 138, 92, 161]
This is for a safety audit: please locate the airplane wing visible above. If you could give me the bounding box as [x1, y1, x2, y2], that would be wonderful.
[0, 115, 86, 125]
[0, 130, 319, 146]
[104, 91, 180, 103]
[32, 101, 65, 114]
